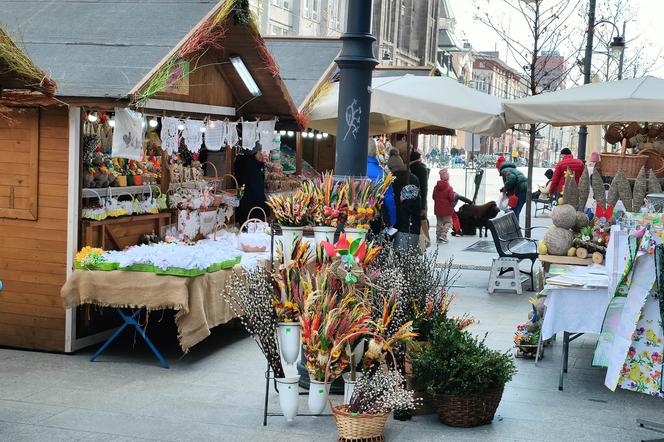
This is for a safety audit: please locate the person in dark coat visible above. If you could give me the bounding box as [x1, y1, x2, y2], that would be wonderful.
[234, 143, 267, 225]
[387, 155, 421, 251]
[409, 150, 429, 213]
[496, 156, 528, 220]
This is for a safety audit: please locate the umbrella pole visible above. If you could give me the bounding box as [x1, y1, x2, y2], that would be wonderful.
[406, 120, 412, 163]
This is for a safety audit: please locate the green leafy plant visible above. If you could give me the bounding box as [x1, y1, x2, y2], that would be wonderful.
[412, 321, 516, 397]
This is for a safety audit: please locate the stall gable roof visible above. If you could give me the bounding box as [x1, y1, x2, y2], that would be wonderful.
[0, 0, 217, 98]
[265, 37, 342, 108]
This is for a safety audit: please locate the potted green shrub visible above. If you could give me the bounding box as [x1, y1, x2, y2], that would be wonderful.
[412, 320, 517, 427]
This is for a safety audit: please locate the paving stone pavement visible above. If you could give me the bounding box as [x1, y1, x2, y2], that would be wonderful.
[1, 168, 662, 441]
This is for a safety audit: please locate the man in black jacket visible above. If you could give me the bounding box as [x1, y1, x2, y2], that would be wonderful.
[233, 143, 267, 225]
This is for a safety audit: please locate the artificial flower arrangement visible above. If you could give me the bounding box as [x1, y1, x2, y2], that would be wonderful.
[267, 189, 316, 227]
[299, 271, 372, 382]
[272, 240, 313, 323]
[302, 172, 347, 227]
[513, 298, 544, 357]
[75, 246, 118, 270]
[319, 233, 381, 284]
[343, 174, 393, 229]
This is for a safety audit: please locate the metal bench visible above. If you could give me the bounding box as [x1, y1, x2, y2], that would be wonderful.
[488, 211, 541, 291]
[534, 196, 555, 217]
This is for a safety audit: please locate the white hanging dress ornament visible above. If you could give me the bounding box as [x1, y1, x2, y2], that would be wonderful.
[241, 121, 259, 151]
[205, 120, 225, 151]
[224, 121, 239, 147]
[257, 119, 277, 153]
[160, 116, 180, 155]
[183, 119, 204, 152]
[111, 108, 144, 161]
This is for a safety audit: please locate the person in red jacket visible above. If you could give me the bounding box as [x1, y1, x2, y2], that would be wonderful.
[432, 168, 456, 243]
[549, 148, 585, 196]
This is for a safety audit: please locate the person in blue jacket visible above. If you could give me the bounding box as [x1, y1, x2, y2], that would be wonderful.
[366, 138, 396, 227]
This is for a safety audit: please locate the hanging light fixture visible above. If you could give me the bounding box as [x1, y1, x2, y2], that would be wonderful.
[315, 133, 323, 140]
[148, 117, 159, 128]
[177, 121, 185, 131]
[87, 112, 98, 123]
[229, 55, 262, 97]
[199, 125, 206, 133]
[322, 132, 329, 138]
[208, 120, 216, 128]
[279, 130, 286, 135]
[287, 130, 294, 137]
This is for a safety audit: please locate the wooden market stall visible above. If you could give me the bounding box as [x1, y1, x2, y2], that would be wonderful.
[0, 0, 301, 353]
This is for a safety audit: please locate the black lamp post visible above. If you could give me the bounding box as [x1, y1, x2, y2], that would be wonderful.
[578, 0, 597, 162]
[333, 0, 378, 177]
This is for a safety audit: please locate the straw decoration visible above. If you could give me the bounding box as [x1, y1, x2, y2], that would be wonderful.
[0, 28, 56, 96]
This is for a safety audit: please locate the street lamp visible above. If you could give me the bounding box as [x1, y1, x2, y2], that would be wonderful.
[610, 35, 626, 80]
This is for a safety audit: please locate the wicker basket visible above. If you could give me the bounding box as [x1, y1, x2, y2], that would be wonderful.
[332, 404, 389, 441]
[433, 386, 504, 427]
[636, 148, 664, 171]
[239, 207, 270, 253]
[599, 153, 648, 178]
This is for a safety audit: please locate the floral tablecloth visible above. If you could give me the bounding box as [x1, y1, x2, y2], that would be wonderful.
[595, 229, 664, 398]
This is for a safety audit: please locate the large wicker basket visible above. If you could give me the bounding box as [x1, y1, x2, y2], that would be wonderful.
[599, 153, 648, 178]
[433, 386, 504, 427]
[332, 404, 389, 441]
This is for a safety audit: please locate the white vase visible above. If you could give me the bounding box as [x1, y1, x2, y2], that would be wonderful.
[308, 380, 328, 414]
[313, 226, 336, 247]
[343, 372, 362, 404]
[278, 323, 301, 365]
[344, 227, 367, 243]
[279, 226, 304, 265]
[276, 375, 300, 422]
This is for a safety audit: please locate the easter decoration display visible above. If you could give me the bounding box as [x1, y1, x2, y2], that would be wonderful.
[267, 189, 315, 265]
[303, 172, 346, 245]
[513, 298, 545, 359]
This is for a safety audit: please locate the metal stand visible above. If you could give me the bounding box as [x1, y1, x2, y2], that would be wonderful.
[90, 308, 169, 369]
[637, 418, 664, 442]
[262, 361, 333, 426]
[558, 332, 582, 391]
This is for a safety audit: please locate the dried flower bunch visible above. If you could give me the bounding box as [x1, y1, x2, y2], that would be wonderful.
[348, 369, 417, 415]
[344, 175, 393, 229]
[272, 249, 312, 323]
[300, 282, 372, 382]
[267, 189, 315, 227]
[223, 267, 285, 378]
[301, 171, 347, 227]
[276, 236, 313, 267]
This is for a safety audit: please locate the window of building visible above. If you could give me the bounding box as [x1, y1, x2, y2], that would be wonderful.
[0, 107, 39, 220]
[312, 0, 321, 21]
[303, 0, 311, 18]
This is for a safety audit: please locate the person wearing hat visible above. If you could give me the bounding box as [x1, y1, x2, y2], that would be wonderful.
[549, 147, 585, 196]
[432, 168, 455, 243]
[234, 142, 267, 225]
[496, 155, 528, 220]
[367, 138, 396, 227]
[387, 154, 421, 250]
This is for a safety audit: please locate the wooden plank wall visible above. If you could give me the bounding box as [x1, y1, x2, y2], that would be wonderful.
[0, 107, 68, 351]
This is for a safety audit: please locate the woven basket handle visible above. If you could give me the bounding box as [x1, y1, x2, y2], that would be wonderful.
[621, 138, 628, 156]
[247, 206, 267, 222]
[240, 217, 266, 233]
[201, 161, 219, 180]
[222, 173, 239, 190]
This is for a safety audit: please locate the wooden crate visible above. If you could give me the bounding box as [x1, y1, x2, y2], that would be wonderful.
[81, 212, 173, 250]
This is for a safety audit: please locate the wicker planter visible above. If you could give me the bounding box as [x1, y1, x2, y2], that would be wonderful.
[433, 386, 505, 427]
[332, 404, 389, 441]
[599, 153, 648, 178]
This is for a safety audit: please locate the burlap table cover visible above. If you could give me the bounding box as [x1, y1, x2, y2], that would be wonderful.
[61, 267, 242, 351]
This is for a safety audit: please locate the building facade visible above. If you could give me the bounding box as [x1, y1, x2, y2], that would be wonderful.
[472, 52, 527, 99]
[250, 0, 440, 67]
[249, 0, 347, 38]
[535, 50, 567, 91]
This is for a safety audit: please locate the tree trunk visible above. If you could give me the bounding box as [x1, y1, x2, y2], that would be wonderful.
[525, 124, 537, 238]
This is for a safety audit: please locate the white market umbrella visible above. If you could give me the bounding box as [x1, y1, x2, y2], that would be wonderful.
[307, 75, 506, 137]
[504, 76, 664, 126]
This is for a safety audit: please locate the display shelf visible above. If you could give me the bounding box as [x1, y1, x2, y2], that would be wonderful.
[82, 185, 158, 199]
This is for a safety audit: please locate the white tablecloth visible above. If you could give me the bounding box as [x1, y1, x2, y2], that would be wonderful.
[541, 287, 610, 340]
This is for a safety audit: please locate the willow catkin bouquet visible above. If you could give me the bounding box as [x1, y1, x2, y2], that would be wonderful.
[348, 369, 416, 415]
[223, 267, 285, 378]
